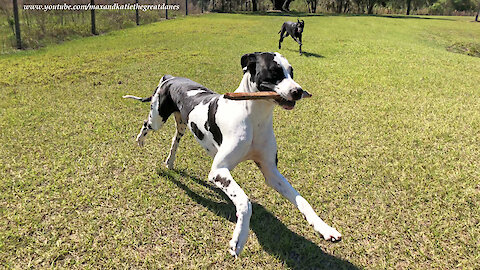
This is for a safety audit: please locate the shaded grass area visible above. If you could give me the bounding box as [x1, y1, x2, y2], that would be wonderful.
[0, 13, 479, 269]
[447, 42, 480, 57]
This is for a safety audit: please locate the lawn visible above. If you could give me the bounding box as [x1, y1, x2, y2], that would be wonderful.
[0, 13, 479, 269]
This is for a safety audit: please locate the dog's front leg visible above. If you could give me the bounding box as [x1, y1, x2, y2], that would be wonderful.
[257, 162, 341, 242]
[209, 164, 252, 257]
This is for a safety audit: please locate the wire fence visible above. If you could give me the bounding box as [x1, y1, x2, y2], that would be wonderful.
[2, 0, 267, 53]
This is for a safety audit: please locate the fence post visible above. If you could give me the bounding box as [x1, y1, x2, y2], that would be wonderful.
[135, 0, 139, 25]
[165, 0, 168, 19]
[91, 0, 97, 35]
[185, 0, 188, 15]
[12, 0, 22, 49]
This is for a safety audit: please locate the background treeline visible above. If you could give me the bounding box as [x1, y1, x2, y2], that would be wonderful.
[1, 0, 479, 52]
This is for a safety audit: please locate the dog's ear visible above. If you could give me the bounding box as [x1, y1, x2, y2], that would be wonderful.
[241, 53, 257, 75]
[301, 19, 304, 24]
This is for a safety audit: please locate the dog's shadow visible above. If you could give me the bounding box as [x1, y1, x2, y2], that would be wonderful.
[158, 169, 358, 269]
[286, 49, 325, 58]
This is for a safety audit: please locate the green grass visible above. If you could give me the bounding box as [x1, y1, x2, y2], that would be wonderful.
[1, 13, 479, 269]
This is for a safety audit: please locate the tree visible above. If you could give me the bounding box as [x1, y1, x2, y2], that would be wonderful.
[366, 0, 377, 13]
[12, 0, 21, 49]
[91, 0, 97, 35]
[305, 0, 318, 12]
[271, 0, 295, 11]
[406, 0, 412, 14]
[474, 0, 480, 21]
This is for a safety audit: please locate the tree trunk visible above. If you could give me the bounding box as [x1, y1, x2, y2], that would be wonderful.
[273, 0, 284, 10]
[135, 0, 139, 25]
[12, 0, 22, 49]
[406, 0, 411, 15]
[282, 0, 293, 11]
[252, 0, 258, 11]
[476, 9, 479, 21]
[367, 2, 374, 14]
[336, 0, 342, 13]
[91, 0, 97, 35]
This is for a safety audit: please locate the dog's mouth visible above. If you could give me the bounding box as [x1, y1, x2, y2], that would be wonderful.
[275, 97, 296, 110]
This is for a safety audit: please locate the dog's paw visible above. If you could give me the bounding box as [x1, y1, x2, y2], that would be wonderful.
[136, 139, 144, 147]
[164, 161, 174, 170]
[228, 239, 240, 257]
[317, 226, 342, 242]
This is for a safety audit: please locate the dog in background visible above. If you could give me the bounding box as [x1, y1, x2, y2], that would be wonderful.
[278, 19, 305, 55]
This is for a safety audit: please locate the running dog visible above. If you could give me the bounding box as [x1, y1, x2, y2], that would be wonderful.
[278, 19, 305, 55]
[123, 52, 341, 257]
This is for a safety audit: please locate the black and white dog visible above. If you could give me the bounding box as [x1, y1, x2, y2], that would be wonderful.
[278, 19, 305, 55]
[123, 52, 341, 257]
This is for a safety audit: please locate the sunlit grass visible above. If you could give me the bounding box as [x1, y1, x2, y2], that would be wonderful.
[0, 13, 479, 269]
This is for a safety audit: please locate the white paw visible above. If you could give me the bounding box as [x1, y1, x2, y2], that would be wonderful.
[229, 239, 240, 257]
[228, 224, 250, 257]
[317, 225, 342, 242]
[164, 161, 174, 170]
[136, 138, 144, 147]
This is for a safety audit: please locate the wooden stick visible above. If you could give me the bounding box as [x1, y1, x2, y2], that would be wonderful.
[224, 91, 282, 100]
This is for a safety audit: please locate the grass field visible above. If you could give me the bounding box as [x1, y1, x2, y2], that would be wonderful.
[1, 13, 479, 269]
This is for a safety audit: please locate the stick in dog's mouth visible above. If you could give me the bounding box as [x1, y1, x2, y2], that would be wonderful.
[223, 91, 312, 101]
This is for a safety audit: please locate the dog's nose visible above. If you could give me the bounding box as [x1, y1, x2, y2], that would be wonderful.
[291, 88, 303, 100]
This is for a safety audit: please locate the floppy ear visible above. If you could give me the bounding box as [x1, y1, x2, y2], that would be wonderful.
[241, 53, 257, 75]
[301, 19, 304, 24]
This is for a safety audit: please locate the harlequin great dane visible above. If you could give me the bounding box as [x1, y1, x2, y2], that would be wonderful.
[123, 52, 341, 257]
[278, 19, 305, 55]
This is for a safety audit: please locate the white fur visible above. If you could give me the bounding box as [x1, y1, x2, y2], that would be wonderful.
[273, 52, 302, 100]
[187, 89, 207, 97]
[131, 53, 341, 257]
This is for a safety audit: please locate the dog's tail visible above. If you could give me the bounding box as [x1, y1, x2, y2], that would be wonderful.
[122, 95, 152, 102]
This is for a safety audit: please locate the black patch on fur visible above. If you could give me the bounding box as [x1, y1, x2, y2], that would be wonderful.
[158, 92, 178, 122]
[205, 98, 223, 146]
[241, 52, 290, 91]
[190, 122, 204, 140]
[161, 77, 218, 123]
[214, 175, 231, 188]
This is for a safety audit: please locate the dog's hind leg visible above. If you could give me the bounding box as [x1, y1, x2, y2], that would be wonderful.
[164, 112, 187, 169]
[135, 120, 153, 147]
[255, 159, 342, 242]
[136, 91, 173, 147]
[279, 26, 286, 49]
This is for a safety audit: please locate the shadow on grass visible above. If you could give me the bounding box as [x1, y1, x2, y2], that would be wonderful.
[158, 168, 359, 270]
[285, 49, 324, 58]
